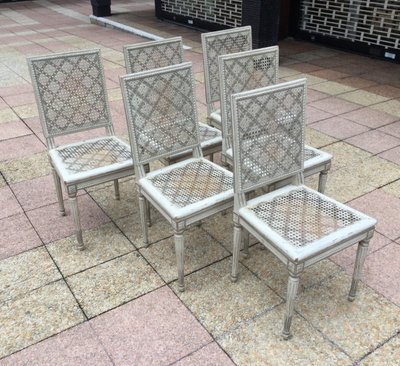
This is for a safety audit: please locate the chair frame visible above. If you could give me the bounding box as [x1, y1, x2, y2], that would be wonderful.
[28, 49, 134, 250]
[201, 26, 252, 129]
[230, 79, 376, 339]
[218, 47, 332, 193]
[120, 62, 234, 291]
[124, 37, 222, 165]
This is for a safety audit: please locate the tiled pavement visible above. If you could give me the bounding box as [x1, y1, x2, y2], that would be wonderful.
[0, 0, 400, 365]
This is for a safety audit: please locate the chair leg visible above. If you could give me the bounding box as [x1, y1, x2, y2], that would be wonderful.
[318, 170, 329, 194]
[282, 273, 300, 340]
[242, 230, 249, 258]
[209, 153, 214, 163]
[114, 179, 120, 200]
[174, 230, 185, 292]
[68, 189, 84, 250]
[348, 238, 370, 301]
[138, 193, 149, 247]
[145, 198, 151, 227]
[52, 167, 65, 216]
[231, 222, 242, 282]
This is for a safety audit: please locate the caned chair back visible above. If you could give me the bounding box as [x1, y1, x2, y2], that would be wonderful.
[219, 46, 279, 149]
[231, 79, 307, 196]
[28, 49, 112, 146]
[201, 26, 252, 111]
[120, 62, 200, 169]
[123, 37, 184, 73]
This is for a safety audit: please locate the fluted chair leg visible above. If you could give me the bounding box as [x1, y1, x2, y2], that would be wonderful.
[52, 167, 65, 216]
[318, 170, 329, 194]
[282, 273, 300, 340]
[68, 189, 83, 250]
[348, 238, 370, 301]
[242, 230, 249, 258]
[138, 193, 149, 247]
[114, 179, 120, 200]
[231, 222, 242, 282]
[174, 230, 185, 292]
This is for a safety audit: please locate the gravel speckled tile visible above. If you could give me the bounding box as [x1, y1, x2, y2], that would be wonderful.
[241, 244, 342, 297]
[175, 342, 235, 366]
[358, 334, 400, 366]
[0, 151, 50, 184]
[89, 179, 137, 221]
[371, 100, 400, 118]
[0, 323, 113, 366]
[47, 223, 134, 277]
[67, 252, 163, 318]
[310, 80, 356, 95]
[140, 227, 230, 283]
[305, 127, 338, 148]
[323, 142, 371, 171]
[0, 174, 6, 188]
[382, 180, 400, 199]
[219, 304, 351, 366]
[0, 280, 84, 358]
[0, 247, 60, 303]
[171, 258, 282, 337]
[296, 272, 400, 359]
[339, 90, 389, 106]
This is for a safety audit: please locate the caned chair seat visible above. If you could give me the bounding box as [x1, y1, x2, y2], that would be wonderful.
[239, 185, 375, 263]
[49, 136, 132, 184]
[225, 145, 331, 180]
[140, 158, 233, 220]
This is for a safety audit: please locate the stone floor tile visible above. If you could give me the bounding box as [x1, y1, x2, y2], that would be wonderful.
[0, 323, 113, 366]
[89, 179, 137, 221]
[306, 105, 334, 124]
[331, 232, 392, 270]
[171, 258, 282, 337]
[310, 116, 369, 140]
[2, 91, 35, 107]
[361, 243, 400, 306]
[0, 108, 19, 124]
[0, 174, 6, 188]
[27, 195, 110, 243]
[90, 286, 212, 365]
[219, 303, 351, 366]
[365, 84, 400, 99]
[0, 213, 42, 260]
[358, 334, 400, 366]
[346, 130, 400, 154]
[175, 342, 234, 366]
[284, 73, 326, 85]
[47, 223, 134, 276]
[378, 120, 400, 139]
[305, 127, 338, 148]
[0, 120, 31, 141]
[350, 189, 400, 240]
[310, 80, 356, 95]
[0, 151, 50, 184]
[0, 186, 22, 219]
[13, 104, 38, 119]
[11, 174, 82, 211]
[310, 96, 362, 115]
[0, 280, 84, 358]
[339, 90, 389, 106]
[323, 141, 371, 170]
[371, 100, 400, 118]
[339, 76, 378, 89]
[0, 135, 45, 162]
[307, 89, 330, 102]
[341, 107, 398, 128]
[115, 210, 173, 249]
[297, 272, 400, 359]
[0, 247, 60, 303]
[67, 252, 163, 318]
[242, 244, 341, 297]
[379, 146, 400, 165]
[382, 180, 400, 199]
[309, 68, 349, 80]
[140, 227, 230, 283]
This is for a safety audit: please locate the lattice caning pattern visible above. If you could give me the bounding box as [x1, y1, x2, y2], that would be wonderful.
[220, 49, 279, 139]
[250, 188, 363, 247]
[56, 138, 131, 173]
[203, 28, 252, 104]
[149, 160, 232, 207]
[233, 83, 305, 192]
[161, 0, 242, 28]
[122, 65, 199, 164]
[300, 0, 400, 49]
[124, 39, 183, 74]
[199, 124, 221, 143]
[29, 50, 111, 137]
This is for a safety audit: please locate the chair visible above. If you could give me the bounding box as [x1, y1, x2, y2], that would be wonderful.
[218, 47, 332, 193]
[28, 49, 134, 250]
[123, 38, 222, 164]
[120, 62, 234, 291]
[201, 26, 252, 130]
[230, 79, 376, 339]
